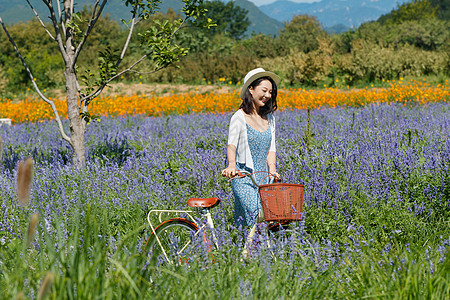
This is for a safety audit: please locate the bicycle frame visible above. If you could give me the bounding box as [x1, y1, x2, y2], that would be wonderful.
[146, 208, 219, 264]
[145, 171, 317, 264]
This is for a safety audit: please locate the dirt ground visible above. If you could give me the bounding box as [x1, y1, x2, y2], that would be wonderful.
[48, 83, 237, 99]
[110, 82, 237, 97]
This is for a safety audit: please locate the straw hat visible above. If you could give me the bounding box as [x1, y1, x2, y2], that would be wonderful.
[240, 68, 281, 100]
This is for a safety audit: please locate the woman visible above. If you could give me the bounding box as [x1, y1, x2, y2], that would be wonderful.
[222, 68, 281, 227]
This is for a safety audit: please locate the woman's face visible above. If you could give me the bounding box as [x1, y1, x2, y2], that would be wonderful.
[249, 79, 273, 110]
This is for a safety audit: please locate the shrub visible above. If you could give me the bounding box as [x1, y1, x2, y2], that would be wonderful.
[336, 40, 448, 84]
[259, 38, 334, 86]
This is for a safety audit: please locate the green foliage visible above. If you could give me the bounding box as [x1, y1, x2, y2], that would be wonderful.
[89, 138, 134, 166]
[348, 18, 450, 51]
[277, 14, 329, 54]
[98, 48, 120, 83]
[430, 0, 450, 20]
[388, 19, 450, 50]
[124, 0, 162, 19]
[259, 37, 334, 86]
[337, 40, 448, 83]
[194, 0, 250, 40]
[240, 33, 283, 59]
[1, 0, 449, 92]
[0, 181, 448, 298]
[0, 19, 64, 91]
[139, 18, 189, 69]
[378, 0, 438, 25]
[0, 64, 7, 94]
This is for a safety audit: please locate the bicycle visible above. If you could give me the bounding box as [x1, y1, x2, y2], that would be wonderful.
[142, 171, 320, 265]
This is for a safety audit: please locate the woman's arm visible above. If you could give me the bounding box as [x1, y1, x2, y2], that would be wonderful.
[222, 144, 237, 178]
[267, 151, 277, 173]
[267, 114, 279, 180]
[267, 151, 280, 180]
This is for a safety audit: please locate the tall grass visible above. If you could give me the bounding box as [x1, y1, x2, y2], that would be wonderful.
[0, 103, 448, 298]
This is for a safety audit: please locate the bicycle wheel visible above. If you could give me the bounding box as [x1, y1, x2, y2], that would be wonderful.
[144, 219, 198, 265]
[268, 223, 320, 265]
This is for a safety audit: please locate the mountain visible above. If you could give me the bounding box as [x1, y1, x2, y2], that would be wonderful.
[259, 0, 412, 28]
[0, 0, 283, 36]
[158, 0, 284, 35]
[233, 0, 284, 35]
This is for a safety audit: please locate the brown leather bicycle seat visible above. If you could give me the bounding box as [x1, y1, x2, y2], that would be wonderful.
[187, 197, 220, 208]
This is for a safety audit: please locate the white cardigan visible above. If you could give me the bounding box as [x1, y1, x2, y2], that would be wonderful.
[227, 109, 276, 171]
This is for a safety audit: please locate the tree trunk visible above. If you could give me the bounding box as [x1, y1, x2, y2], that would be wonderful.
[65, 67, 86, 166]
[63, 0, 86, 166]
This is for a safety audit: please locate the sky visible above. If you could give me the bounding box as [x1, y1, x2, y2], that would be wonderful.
[247, 0, 320, 6]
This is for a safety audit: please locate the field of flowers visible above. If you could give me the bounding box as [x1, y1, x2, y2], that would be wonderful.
[0, 79, 449, 123]
[0, 88, 449, 298]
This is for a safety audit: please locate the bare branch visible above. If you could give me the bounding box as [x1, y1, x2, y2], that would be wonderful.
[43, 0, 69, 64]
[80, 53, 153, 104]
[79, 16, 189, 106]
[79, 11, 138, 110]
[109, 54, 156, 81]
[171, 17, 188, 39]
[116, 15, 136, 66]
[124, 69, 163, 75]
[73, 0, 108, 68]
[70, 0, 74, 17]
[56, 0, 66, 38]
[25, 0, 55, 40]
[0, 17, 72, 145]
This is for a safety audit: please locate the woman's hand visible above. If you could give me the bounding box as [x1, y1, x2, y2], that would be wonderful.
[222, 166, 237, 179]
[272, 171, 281, 182]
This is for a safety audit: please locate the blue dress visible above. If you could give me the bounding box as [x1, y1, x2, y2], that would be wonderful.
[232, 123, 272, 227]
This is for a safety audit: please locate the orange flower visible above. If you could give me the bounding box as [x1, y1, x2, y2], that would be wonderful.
[1, 80, 448, 124]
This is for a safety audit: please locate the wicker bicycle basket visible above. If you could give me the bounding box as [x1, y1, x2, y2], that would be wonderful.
[258, 183, 304, 222]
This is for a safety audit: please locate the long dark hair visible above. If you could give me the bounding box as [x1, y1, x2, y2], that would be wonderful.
[240, 76, 278, 118]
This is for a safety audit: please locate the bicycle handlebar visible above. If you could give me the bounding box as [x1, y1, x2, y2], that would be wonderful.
[232, 170, 280, 187]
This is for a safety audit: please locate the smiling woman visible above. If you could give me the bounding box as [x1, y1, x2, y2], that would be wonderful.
[222, 68, 281, 227]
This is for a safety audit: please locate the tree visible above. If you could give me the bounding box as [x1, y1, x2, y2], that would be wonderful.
[0, 9, 123, 92]
[277, 14, 328, 54]
[0, 0, 213, 166]
[195, 0, 250, 40]
[429, 0, 450, 20]
[378, 0, 438, 25]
